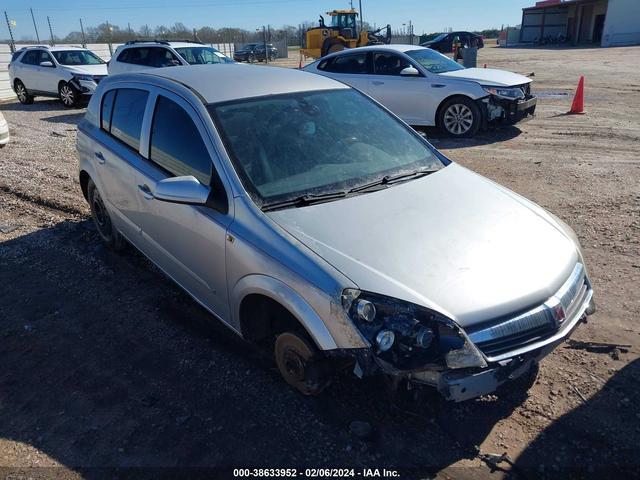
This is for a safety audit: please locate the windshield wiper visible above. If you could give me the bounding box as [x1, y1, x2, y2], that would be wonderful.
[349, 168, 438, 194]
[261, 191, 348, 212]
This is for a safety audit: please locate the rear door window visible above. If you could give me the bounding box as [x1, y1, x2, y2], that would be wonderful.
[323, 53, 368, 74]
[107, 89, 149, 151]
[21, 50, 41, 65]
[149, 96, 212, 185]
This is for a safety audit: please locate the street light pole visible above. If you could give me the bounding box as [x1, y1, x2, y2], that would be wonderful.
[30, 8, 40, 43]
[79, 18, 87, 47]
[47, 15, 55, 46]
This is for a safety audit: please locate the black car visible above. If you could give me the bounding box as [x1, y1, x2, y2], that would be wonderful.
[421, 32, 484, 54]
[233, 43, 278, 63]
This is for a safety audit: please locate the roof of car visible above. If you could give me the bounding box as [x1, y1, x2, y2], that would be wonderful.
[141, 64, 348, 104]
[17, 45, 89, 52]
[318, 44, 427, 62]
[120, 40, 205, 48]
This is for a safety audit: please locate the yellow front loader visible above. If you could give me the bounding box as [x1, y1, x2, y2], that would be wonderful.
[300, 9, 391, 59]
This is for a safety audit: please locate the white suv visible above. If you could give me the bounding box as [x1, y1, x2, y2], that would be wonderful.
[9, 46, 108, 107]
[108, 40, 234, 75]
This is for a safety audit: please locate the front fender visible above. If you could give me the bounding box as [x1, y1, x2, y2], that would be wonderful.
[231, 274, 339, 350]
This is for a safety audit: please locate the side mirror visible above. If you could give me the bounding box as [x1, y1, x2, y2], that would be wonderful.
[400, 66, 420, 76]
[39, 61, 54, 68]
[153, 176, 210, 205]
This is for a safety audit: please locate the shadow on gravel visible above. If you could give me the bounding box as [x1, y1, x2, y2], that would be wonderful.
[0, 99, 70, 112]
[511, 358, 640, 479]
[0, 220, 581, 477]
[416, 125, 522, 149]
[41, 112, 85, 125]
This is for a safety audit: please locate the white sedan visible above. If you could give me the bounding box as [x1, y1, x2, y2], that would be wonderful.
[0, 112, 8, 148]
[304, 45, 537, 137]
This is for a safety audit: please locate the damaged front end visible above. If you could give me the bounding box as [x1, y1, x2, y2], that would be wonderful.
[480, 83, 537, 128]
[339, 289, 491, 400]
[338, 268, 595, 402]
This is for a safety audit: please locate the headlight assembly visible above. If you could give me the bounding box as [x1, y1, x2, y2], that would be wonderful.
[482, 85, 525, 100]
[73, 74, 95, 82]
[341, 289, 487, 370]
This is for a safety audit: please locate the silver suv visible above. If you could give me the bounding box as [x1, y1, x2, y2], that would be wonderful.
[9, 46, 108, 107]
[108, 40, 234, 75]
[77, 64, 595, 402]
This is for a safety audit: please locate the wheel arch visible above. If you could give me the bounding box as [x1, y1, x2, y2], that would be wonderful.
[233, 274, 338, 351]
[79, 169, 91, 201]
[435, 93, 480, 128]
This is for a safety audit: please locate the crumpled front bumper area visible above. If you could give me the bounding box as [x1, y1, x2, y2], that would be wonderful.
[407, 294, 595, 402]
[483, 94, 537, 126]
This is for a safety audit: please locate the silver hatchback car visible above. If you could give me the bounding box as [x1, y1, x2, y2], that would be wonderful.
[77, 65, 595, 401]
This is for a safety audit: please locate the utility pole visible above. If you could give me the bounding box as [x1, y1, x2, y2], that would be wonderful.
[358, 0, 363, 31]
[262, 25, 267, 63]
[47, 15, 54, 46]
[409, 20, 413, 45]
[79, 18, 87, 47]
[4, 12, 16, 53]
[30, 8, 40, 43]
[106, 20, 113, 55]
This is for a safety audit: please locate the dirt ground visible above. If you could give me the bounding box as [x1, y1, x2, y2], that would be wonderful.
[0, 45, 639, 479]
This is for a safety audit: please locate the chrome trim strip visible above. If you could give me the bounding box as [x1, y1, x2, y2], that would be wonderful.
[483, 287, 593, 362]
[468, 263, 585, 347]
[468, 303, 552, 345]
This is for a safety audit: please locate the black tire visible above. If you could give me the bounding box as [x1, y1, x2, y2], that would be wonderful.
[275, 331, 329, 396]
[59, 81, 80, 108]
[87, 179, 125, 251]
[438, 96, 481, 138]
[322, 38, 346, 57]
[14, 80, 34, 105]
[248, 53, 256, 64]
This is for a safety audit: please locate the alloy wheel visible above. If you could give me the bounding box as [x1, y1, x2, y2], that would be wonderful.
[60, 84, 75, 107]
[16, 83, 27, 103]
[443, 103, 474, 135]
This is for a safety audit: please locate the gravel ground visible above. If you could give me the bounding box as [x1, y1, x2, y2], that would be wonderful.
[0, 46, 639, 479]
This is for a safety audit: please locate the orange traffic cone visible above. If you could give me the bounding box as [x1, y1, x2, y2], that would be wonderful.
[569, 76, 585, 114]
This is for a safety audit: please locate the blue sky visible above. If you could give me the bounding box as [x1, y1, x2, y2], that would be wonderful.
[3, 0, 533, 39]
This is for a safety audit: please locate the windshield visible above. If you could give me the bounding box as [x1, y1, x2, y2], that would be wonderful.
[331, 13, 357, 30]
[209, 89, 445, 206]
[405, 48, 464, 74]
[430, 33, 448, 42]
[174, 47, 234, 65]
[52, 50, 104, 65]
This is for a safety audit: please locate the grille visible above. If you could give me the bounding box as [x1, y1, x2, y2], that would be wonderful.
[468, 263, 587, 357]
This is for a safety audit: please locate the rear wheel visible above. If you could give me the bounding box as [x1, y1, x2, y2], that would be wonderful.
[14, 80, 34, 105]
[438, 96, 481, 138]
[88, 179, 125, 250]
[275, 331, 329, 396]
[59, 82, 79, 108]
[248, 53, 256, 63]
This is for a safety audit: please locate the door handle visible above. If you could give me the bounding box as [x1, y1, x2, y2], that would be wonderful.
[137, 184, 154, 200]
[94, 151, 105, 164]
[372, 80, 385, 86]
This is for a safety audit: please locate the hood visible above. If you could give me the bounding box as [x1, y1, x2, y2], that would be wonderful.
[64, 64, 108, 76]
[440, 67, 531, 87]
[267, 164, 577, 328]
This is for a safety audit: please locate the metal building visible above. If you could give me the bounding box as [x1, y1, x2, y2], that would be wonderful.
[519, 0, 640, 47]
